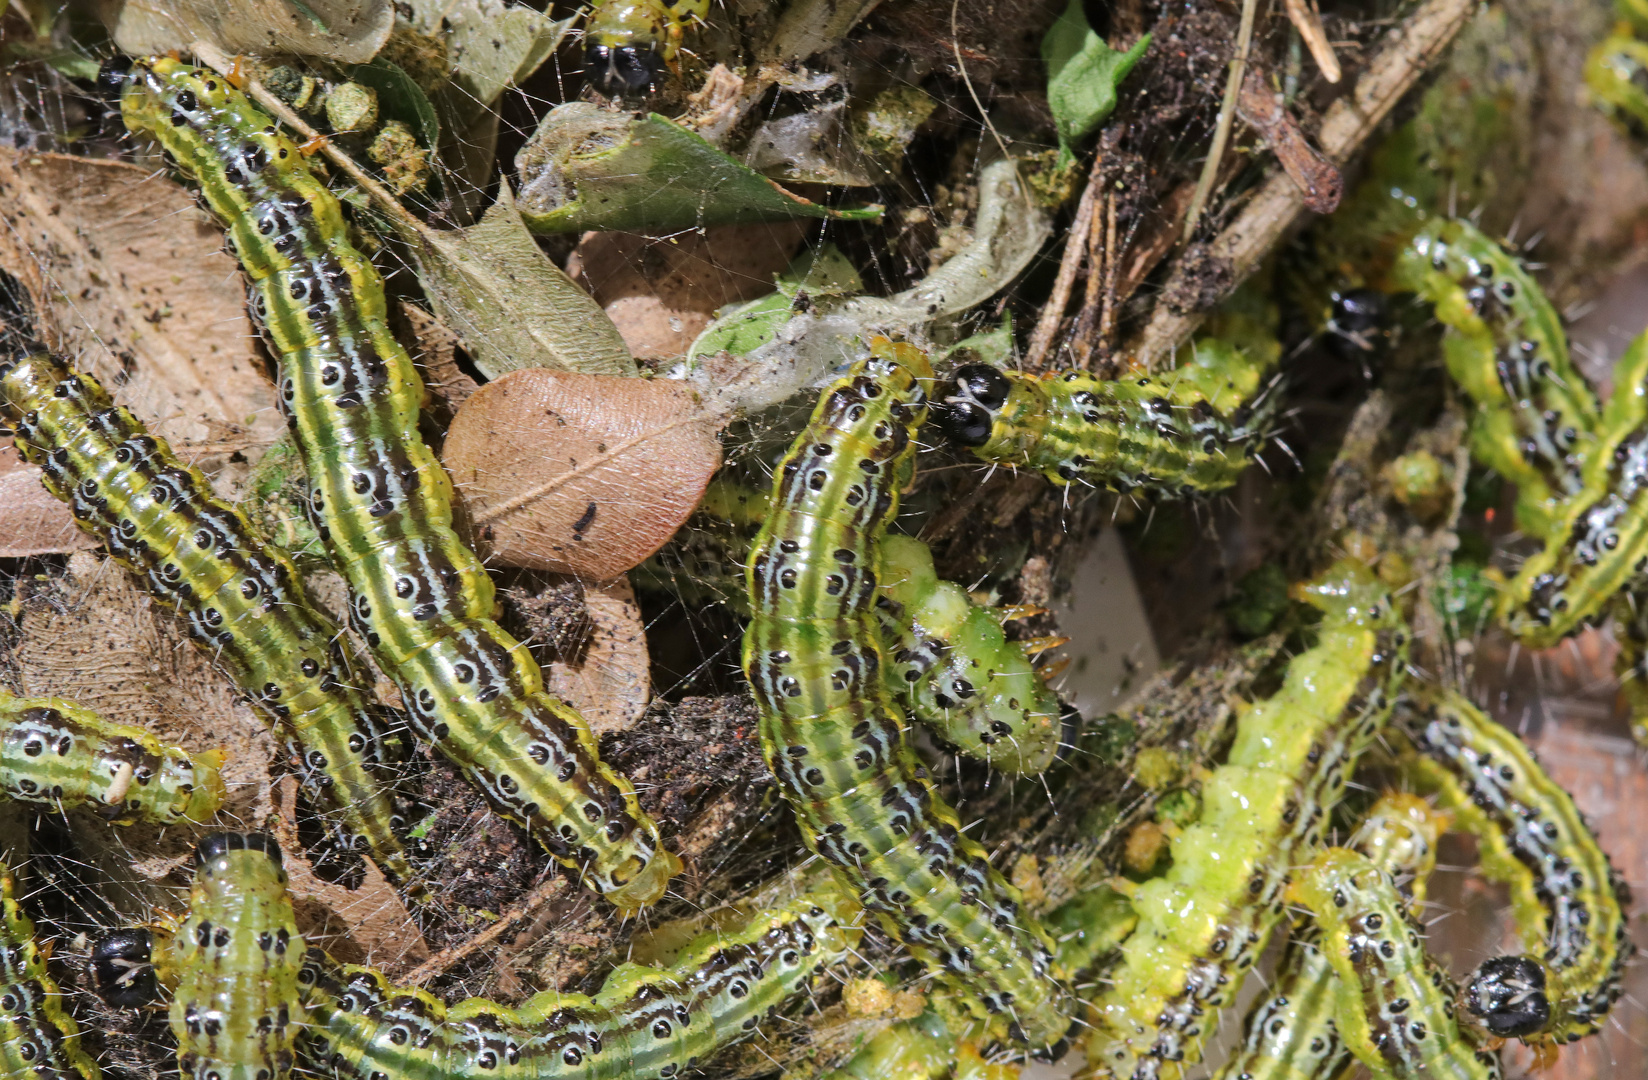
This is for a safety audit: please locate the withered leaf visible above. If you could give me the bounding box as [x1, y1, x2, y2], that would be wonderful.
[444, 370, 722, 578]
[0, 444, 99, 557]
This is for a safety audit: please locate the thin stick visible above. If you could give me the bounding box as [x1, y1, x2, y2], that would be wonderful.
[1181, 0, 1261, 243]
[398, 873, 572, 987]
[1133, 0, 1475, 365]
[1285, 0, 1342, 83]
[1025, 162, 1102, 372]
[1098, 191, 1121, 353]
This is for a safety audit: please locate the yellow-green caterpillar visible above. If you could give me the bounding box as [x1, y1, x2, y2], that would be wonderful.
[0, 348, 413, 888]
[583, 0, 711, 95]
[0, 693, 224, 827]
[1290, 848, 1504, 1080]
[638, 482, 1070, 775]
[1389, 217, 1596, 542]
[106, 55, 678, 910]
[1085, 561, 1408, 1080]
[1, 861, 99, 1080]
[300, 892, 858, 1080]
[1210, 792, 1447, 1080]
[162, 833, 306, 1080]
[743, 337, 1071, 1049]
[1399, 692, 1633, 1045]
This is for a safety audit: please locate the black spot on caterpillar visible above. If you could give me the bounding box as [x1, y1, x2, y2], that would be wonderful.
[742, 337, 1072, 1048]
[162, 833, 306, 1080]
[0, 348, 415, 890]
[0, 692, 224, 826]
[298, 892, 858, 1079]
[1399, 691, 1634, 1045]
[109, 56, 677, 910]
[1086, 561, 1408, 1080]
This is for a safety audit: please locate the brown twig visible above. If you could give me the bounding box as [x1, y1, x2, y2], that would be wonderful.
[1131, 0, 1475, 366]
[1182, 0, 1261, 242]
[1024, 159, 1103, 372]
[1285, 0, 1343, 83]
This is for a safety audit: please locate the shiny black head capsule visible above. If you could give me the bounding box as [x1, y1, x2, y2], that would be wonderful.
[1464, 954, 1552, 1038]
[585, 44, 665, 97]
[96, 56, 134, 101]
[89, 929, 156, 1007]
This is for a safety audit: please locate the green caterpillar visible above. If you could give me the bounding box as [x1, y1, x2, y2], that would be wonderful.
[1085, 560, 1408, 1080]
[1398, 692, 1633, 1045]
[1389, 217, 1596, 540]
[106, 56, 677, 910]
[743, 337, 1071, 1049]
[1210, 792, 1447, 1080]
[0, 693, 224, 827]
[0, 349, 414, 888]
[1, 862, 99, 1080]
[1290, 848, 1503, 1080]
[300, 892, 858, 1080]
[584, 0, 711, 95]
[161, 833, 306, 1080]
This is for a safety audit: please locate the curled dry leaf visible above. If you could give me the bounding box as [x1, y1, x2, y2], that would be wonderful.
[0, 444, 99, 557]
[109, 0, 394, 65]
[0, 150, 281, 448]
[545, 576, 650, 736]
[445, 370, 722, 578]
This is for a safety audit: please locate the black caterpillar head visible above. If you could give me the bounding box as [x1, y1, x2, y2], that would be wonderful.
[934, 364, 1012, 447]
[585, 44, 664, 97]
[1326, 288, 1395, 362]
[89, 928, 156, 1007]
[1464, 954, 1552, 1038]
[95, 56, 135, 102]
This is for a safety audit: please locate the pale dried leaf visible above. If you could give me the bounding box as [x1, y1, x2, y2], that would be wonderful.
[567, 222, 808, 361]
[444, 369, 721, 578]
[109, 0, 394, 65]
[546, 575, 648, 736]
[271, 776, 431, 970]
[0, 151, 282, 448]
[0, 444, 98, 557]
[396, 181, 636, 378]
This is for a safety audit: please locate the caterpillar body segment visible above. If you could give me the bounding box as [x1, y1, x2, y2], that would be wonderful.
[1390, 219, 1598, 542]
[743, 337, 1072, 1049]
[0, 349, 412, 888]
[934, 362, 1271, 497]
[162, 833, 306, 1080]
[0, 693, 224, 826]
[1291, 849, 1504, 1080]
[300, 894, 857, 1079]
[1210, 792, 1447, 1080]
[110, 56, 678, 909]
[1085, 562, 1408, 1080]
[875, 535, 1065, 775]
[0, 862, 99, 1080]
[1398, 692, 1633, 1045]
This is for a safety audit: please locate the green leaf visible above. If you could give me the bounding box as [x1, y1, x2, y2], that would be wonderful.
[513, 105, 883, 234]
[1042, 0, 1149, 156]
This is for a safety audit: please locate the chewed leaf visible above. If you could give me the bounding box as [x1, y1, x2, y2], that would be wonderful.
[444, 369, 723, 578]
[513, 104, 883, 233]
[1042, 0, 1150, 156]
[0, 445, 97, 557]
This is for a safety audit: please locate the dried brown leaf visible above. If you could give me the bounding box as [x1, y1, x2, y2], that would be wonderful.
[546, 575, 649, 736]
[444, 369, 722, 578]
[0, 150, 282, 448]
[567, 222, 809, 361]
[0, 444, 98, 557]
